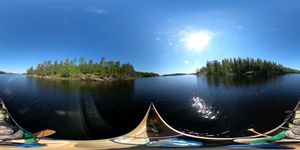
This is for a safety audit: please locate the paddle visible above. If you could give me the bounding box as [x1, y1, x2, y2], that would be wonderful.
[33, 129, 56, 139]
[247, 128, 271, 138]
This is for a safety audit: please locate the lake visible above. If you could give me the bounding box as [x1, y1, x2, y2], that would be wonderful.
[0, 74, 300, 140]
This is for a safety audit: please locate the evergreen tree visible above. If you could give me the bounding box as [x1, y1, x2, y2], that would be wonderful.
[196, 58, 299, 76]
[27, 57, 159, 80]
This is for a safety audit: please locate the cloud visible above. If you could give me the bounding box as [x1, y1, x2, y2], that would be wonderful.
[215, 31, 225, 35]
[167, 19, 174, 23]
[87, 8, 108, 14]
[237, 25, 244, 29]
[269, 28, 278, 32]
[184, 60, 190, 64]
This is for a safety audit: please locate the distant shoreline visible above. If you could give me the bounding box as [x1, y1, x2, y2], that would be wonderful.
[196, 58, 300, 76]
[162, 73, 195, 76]
[26, 74, 137, 82]
[26, 57, 159, 81]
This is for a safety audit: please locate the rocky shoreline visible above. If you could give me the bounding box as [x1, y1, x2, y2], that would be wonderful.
[27, 74, 135, 82]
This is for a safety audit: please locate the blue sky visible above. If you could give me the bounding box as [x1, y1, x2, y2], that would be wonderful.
[0, 0, 300, 74]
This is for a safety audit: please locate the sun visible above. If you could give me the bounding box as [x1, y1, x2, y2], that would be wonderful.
[186, 31, 211, 51]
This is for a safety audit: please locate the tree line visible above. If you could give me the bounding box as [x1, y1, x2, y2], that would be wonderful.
[27, 57, 158, 80]
[196, 58, 299, 76]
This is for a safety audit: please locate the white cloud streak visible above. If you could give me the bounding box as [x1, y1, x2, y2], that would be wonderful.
[87, 8, 108, 14]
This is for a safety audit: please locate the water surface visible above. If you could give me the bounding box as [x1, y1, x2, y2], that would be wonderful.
[0, 74, 299, 139]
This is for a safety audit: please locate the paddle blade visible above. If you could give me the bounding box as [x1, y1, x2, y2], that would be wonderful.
[248, 128, 254, 132]
[33, 129, 56, 138]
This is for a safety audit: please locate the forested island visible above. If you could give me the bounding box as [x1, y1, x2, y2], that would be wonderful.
[26, 57, 159, 81]
[162, 73, 193, 76]
[0, 71, 5, 74]
[196, 58, 299, 76]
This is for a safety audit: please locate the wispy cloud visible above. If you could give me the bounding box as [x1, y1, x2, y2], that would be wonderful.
[269, 27, 278, 32]
[237, 25, 244, 29]
[184, 60, 190, 64]
[87, 8, 108, 14]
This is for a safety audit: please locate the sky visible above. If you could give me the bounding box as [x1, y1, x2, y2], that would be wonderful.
[0, 0, 300, 74]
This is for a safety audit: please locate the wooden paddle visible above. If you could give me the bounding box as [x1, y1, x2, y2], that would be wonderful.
[234, 128, 272, 144]
[33, 129, 56, 139]
[247, 128, 271, 138]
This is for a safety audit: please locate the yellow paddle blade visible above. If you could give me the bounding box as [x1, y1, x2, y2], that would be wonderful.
[34, 129, 56, 138]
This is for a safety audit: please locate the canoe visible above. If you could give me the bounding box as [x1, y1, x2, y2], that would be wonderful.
[234, 138, 300, 144]
[234, 100, 300, 144]
[0, 99, 59, 147]
[112, 101, 300, 146]
[111, 103, 231, 146]
[227, 143, 294, 149]
[146, 138, 203, 148]
[1, 97, 299, 148]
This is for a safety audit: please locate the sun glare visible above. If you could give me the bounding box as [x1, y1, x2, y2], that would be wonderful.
[187, 32, 211, 51]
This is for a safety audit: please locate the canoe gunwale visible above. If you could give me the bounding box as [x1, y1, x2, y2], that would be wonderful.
[2, 97, 298, 145]
[0, 98, 37, 141]
[234, 100, 300, 143]
[112, 101, 300, 144]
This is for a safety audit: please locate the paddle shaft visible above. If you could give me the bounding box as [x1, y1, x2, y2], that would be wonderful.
[248, 129, 271, 138]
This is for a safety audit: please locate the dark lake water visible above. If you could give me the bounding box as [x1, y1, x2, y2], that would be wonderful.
[0, 74, 300, 140]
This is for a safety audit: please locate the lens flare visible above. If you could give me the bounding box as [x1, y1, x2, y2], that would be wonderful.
[187, 31, 211, 51]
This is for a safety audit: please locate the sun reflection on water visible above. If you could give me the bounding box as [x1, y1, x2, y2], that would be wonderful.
[192, 96, 218, 119]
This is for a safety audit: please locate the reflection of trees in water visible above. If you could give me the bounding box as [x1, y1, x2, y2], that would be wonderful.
[25, 78, 138, 139]
[20, 78, 90, 139]
[31, 77, 82, 94]
[200, 75, 281, 87]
